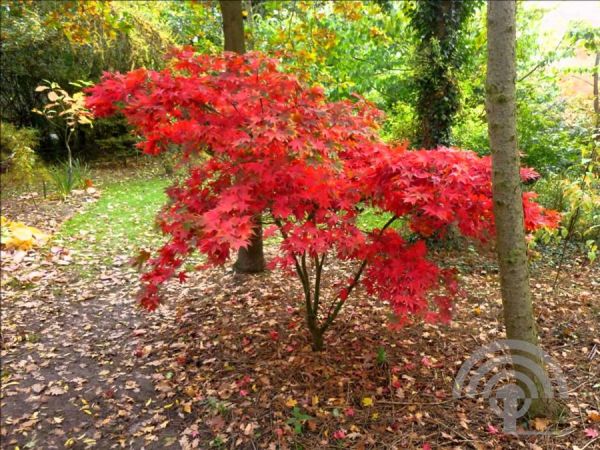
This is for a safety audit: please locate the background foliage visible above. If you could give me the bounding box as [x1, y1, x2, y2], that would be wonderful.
[1, 0, 597, 246]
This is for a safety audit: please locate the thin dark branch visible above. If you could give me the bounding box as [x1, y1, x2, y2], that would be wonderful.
[518, 34, 568, 83]
[274, 219, 312, 311]
[312, 253, 326, 320]
[320, 215, 397, 333]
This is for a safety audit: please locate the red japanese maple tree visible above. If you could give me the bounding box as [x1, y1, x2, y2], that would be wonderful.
[86, 49, 559, 350]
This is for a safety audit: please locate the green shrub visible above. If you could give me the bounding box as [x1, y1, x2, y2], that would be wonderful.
[0, 122, 47, 188]
[85, 115, 137, 161]
[534, 159, 600, 261]
[48, 159, 90, 198]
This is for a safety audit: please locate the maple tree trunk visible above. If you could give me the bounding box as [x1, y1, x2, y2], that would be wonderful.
[219, 0, 265, 273]
[486, 0, 559, 419]
[310, 328, 325, 352]
[219, 0, 246, 53]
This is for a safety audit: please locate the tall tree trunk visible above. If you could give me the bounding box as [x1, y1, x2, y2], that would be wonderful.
[486, 0, 559, 418]
[219, 0, 246, 53]
[408, 0, 475, 149]
[219, 0, 265, 273]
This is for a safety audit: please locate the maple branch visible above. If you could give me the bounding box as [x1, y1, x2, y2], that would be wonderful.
[301, 252, 312, 303]
[320, 215, 397, 333]
[274, 218, 312, 316]
[228, 100, 242, 117]
[312, 253, 326, 320]
[295, 254, 313, 319]
[201, 103, 223, 116]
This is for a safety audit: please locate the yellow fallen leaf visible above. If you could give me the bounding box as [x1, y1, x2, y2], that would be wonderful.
[532, 417, 550, 431]
[1, 217, 48, 251]
[182, 403, 192, 413]
[184, 386, 196, 397]
[311, 395, 319, 406]
[10, 227, 34, 249]
[362, 397, 374, 407]
[588, 411, 600, 423]
[285, 398, 297, 408]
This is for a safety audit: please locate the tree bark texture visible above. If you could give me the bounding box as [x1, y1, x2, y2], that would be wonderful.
[219, 0, 246, 53]
[486, 0, 559, 418]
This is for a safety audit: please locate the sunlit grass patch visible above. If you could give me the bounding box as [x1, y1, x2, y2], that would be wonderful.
[54, 177, 169, 276]
[54, 178, 407, 279]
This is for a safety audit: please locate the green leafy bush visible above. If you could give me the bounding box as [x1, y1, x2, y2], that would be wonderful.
[534, 157, 600, 261]
[0, 122, 47, 188]
[0, 0, 183, 162]
[85, 115, 137, 161]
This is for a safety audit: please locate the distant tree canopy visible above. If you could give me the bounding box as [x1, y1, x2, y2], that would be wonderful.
[0, 0, 594, 175]
[0, 0, 220, 160]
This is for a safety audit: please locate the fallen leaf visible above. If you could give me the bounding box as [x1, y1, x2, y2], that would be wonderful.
[532, 417, 550, 431]
[48, 385, 66, 396]
[584, 428, 599, 438]
[487, 424, 499, 434]
[333, 429, 346, 439]
[31, 383, 45, 394]
[588, 411, 600, 423]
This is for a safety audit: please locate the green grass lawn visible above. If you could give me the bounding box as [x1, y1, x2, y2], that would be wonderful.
[55, 177, 169, 275]
[356, 207, 395, 231]
[54, 176, 402, 277]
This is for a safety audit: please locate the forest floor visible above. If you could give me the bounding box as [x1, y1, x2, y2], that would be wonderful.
[1, 168, 599, 450]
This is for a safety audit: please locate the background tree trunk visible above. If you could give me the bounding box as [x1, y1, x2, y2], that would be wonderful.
[407, 0, 476, 149]
[232, 218, 265, 273]
[219, 0, 246, 53]
[486, 0, 559, 418]
[219, 0, 265, 273]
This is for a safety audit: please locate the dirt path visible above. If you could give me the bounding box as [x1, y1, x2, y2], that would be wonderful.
[1, 253, 170, 448]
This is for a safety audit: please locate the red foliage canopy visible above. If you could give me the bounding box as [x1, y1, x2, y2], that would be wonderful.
[86, 50, 559, 335]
